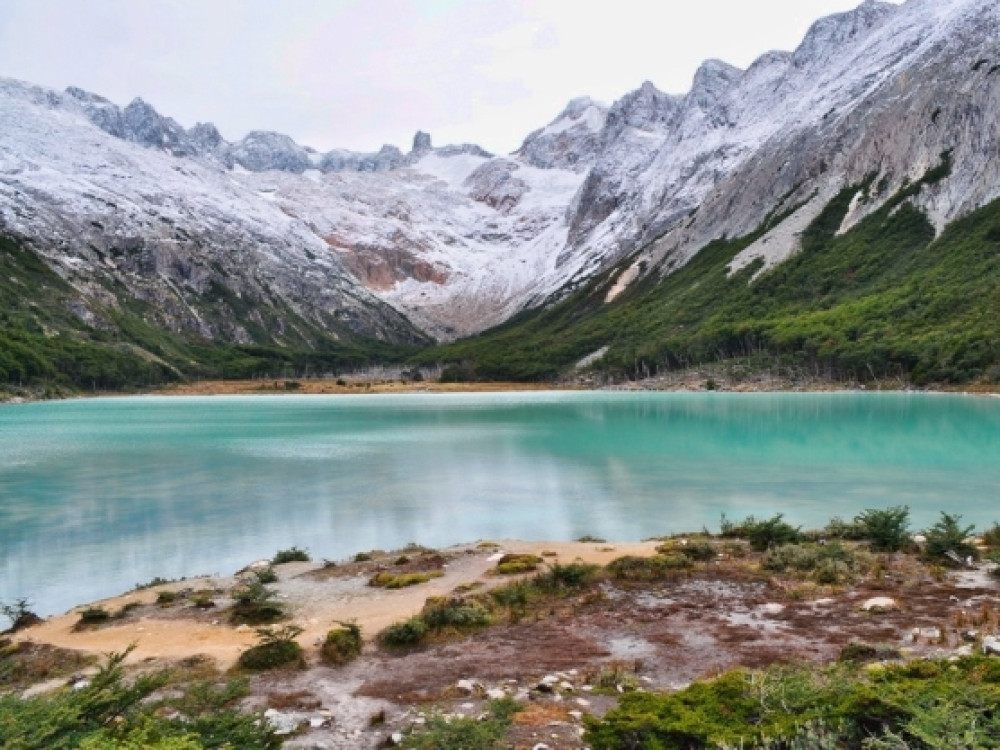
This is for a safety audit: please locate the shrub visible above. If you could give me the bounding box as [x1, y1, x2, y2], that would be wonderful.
[271, 546, 310, 564]
[404, 698, 519, 750]
[74, 607, 112, 629]
[679, 540, 717, 561]
[981, 522, 1000, 548]
[607, 555, 691, 581]
[421, 597, 491, 630]
[368, 570, 442, 589]
[0, 598, 42, 633]
[923, 512, 978, 563]
[379, 617, 428, 647]
[353, 552, 373, 562]
[229, 581, 285, 625]
[823, 516, 869, 540]
[719, 514, 801, 549]
[321, 622, 362, 666]
[237, 625, 305, 671]
[254, 567, 278, 584]
[855, 506, 911, 551]
[576, 535, 607, 543]
[494, 554, 543, 574]
[156, 591, 177, 606]
[535, 562, 600, 590]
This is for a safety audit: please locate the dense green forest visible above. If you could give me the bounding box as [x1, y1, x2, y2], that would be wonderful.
[0, 235, 420, 393]
[418, 164, 1000, 386]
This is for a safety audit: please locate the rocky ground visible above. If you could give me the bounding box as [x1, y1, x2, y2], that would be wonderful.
[5, 539, 999, 749]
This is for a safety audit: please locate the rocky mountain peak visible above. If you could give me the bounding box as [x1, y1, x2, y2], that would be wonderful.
[791, 0, 897, 68]
[230, 130, 312, 173]
[602, 81, 680, 145]
[514, 96, 608, 171]
[411, 131, 433, 154]
[688, 59, 743, 107]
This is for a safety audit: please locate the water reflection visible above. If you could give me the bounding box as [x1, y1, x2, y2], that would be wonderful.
[1, 392, 999, 615]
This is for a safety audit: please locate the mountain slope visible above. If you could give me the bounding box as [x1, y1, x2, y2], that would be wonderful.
[418, 160, 1000, 385]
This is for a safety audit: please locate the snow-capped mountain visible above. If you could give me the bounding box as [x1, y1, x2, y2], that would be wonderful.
[1, 0, 998, 345]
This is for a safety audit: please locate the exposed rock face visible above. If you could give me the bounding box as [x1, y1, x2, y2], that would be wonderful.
[515, 97, 607, 172]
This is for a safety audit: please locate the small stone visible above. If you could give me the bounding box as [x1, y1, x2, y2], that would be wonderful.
[761, 603, 785, 615]
[486, 688, 506, 700]
[413, 716, 426, 725]
[954, 645, 974, 657]
[575, 697, 591, 707]
[390, 732, 404, 745]
[456, 679, 476, 693]
[461, 702, 475, 710]
[540, 674, 559, 685]
[568, 710, 583, 720]
[559, 680, 574, 691]
[581, 685, 594, 692]
[983, 635, 1000, 656]
[963, 630, 979, 642]
[532, 744, 551, 750]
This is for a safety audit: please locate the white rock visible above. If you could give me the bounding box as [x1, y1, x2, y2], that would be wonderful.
[487, 552, 506, 562]
[532, 744, 551, 750]
[456, 679, 477, 693]
[461, 702, 475, 710]
[575, 697, 591, 707]
[486, 688, 506, 700]
[861, 597, 898, 612]
[761, 603, 785, 615]
[390, 732, 404, 745]
[568, 710, 583, 720]
[983, 636, 1000, 656]
[559, 680, 574, 691]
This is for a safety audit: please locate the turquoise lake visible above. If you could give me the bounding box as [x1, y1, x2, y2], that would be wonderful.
[2, 391, 999, 616]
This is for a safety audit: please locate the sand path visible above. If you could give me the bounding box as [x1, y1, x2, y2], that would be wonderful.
[14, 540, 661, 669]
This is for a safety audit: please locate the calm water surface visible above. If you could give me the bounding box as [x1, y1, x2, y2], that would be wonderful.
[2, 391, 999, 615]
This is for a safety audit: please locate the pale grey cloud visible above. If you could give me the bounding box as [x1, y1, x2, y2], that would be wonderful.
[0, 0, 902, 155]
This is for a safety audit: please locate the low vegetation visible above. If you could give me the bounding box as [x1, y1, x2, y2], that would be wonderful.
[369, 570, 444, 589]
[271, 546, 310, 564]
[320, 622, 362, 666]
[403, 697, 522, 750]
[417, 162, 1000, 386]
[237, 625, 305, 671]
[0, 648, 280, 749]
[228, 581, 285, 625]
[585, 657, 1000, 748]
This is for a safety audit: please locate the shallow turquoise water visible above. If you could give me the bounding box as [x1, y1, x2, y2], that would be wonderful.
[2, 391, 999, 616]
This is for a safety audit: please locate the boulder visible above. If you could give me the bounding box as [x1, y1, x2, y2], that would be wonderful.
[860, 597, 898, 612]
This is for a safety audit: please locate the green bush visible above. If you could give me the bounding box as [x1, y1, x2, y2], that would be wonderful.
[535, 562, 600, 591]
[585, 657, 1000, 748]
[368, 570, 443, 589]
[494, 554, 543, 574]
[0, 598, 42, 632]
[761, 542, 860, 584]
[0, 648, 280, 749]
[404, 698, 520, 750]
[607, 554, 691, 581]
[856, 506, 911, 551]
[229, 581, 285, 625]
[74, 607, 112, 629]
[156, 591, 177, 606]
[253, 567, 278, 584]
[237, 626, 305, 671]
[320, 622, 362, 666]
[679, 540, 717, 561]
[271, 546, 310, 564]
[923, 512, 978, 563]
[421, 597, 491, 630]
[379, 617, 428, 647]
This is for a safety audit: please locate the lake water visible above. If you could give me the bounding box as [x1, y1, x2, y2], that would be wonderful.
[2, 391, 999, 616]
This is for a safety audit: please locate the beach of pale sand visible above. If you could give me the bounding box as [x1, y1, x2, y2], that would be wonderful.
[12, 540, 662, 671]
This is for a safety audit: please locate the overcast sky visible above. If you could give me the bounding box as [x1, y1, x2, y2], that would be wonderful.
[0, 0, 902, 155]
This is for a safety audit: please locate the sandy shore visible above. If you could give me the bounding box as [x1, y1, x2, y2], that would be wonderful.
[12, 539, 660, 670]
